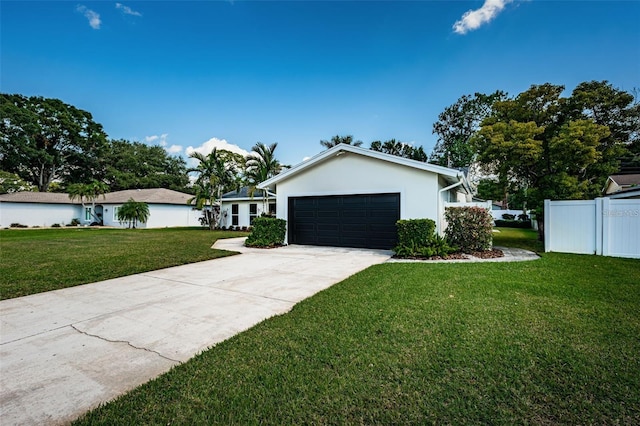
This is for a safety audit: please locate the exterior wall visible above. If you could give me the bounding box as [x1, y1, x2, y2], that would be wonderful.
[274, 153, 441, 224]
[220, 199, 273, 228]
[544, 198, 640, 259]
[0, 203, 82, 227]
[101, 203, 201, 228]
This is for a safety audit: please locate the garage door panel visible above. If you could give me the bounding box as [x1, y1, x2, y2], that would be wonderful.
[288, 193, 399, 249]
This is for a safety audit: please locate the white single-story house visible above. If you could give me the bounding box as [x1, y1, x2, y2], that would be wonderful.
[257, 143, 472, 249]
[220, 187, 276, 229]
[0, 188, 202, 228]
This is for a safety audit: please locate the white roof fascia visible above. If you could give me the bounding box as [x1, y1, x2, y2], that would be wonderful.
[258, 143, 464, 190]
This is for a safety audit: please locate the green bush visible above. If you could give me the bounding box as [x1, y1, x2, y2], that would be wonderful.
[245, 216, 287, 248]
[445, 207, 493, 253]
[394, 219, 456, 258]
[494, 219, 532, 228]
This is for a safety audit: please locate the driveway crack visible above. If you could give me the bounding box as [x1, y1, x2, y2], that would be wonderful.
[70, 324, 181, 363]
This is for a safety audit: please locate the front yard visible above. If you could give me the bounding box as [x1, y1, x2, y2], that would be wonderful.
[73, 229, 640, 424]
[0, 227, 247, 300]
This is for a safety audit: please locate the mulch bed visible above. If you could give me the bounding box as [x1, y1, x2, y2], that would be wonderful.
[393, 248, 504, 261]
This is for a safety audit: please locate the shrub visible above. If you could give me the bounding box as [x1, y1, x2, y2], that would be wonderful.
[494, 219, 532, 229]
[518, 213, 530, 221]
[502, 213, 516, 220]
[51, 223, 61, 228]
[10, 223, 27, 228]
[245, 216, 286, 248]
[445, 207, 493, 253]
[394, 219, 456, 258]
[70, 218, 81, 226]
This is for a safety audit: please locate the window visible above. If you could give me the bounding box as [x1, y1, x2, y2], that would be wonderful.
[113, 206, 120, 221]
[249, 203, 258, 224]
[269, 203, 276, 215]
[85, 207, 92, 222]
[231, 204, 239, 226]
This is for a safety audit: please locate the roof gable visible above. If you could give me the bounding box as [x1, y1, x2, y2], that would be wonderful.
[258, 144, 465, 190]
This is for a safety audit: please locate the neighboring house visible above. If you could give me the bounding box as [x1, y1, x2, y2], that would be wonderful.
[0, 188, 201, 228]
[258, 143, 472, 249]
[604, 174, 640, 195]
[220, 187, 276, 229]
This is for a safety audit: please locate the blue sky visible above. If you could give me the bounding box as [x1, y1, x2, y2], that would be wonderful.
[2, 1, 639, 167]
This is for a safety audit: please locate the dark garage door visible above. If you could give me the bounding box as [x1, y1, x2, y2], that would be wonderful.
[288, 193, 400, 249]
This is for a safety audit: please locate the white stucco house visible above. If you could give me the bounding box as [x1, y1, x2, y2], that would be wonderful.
[220, 187, 276, 229]
[257, 144, 472, 249]
[0, 188, 202, 228]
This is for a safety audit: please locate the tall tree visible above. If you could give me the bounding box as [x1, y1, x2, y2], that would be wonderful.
[188, 148, 239, 229]
[370, 139, 428, 162]
[472, 83, 615, 239]
[0, 94, 108, 191]
[320, 135, 363, 149]
[0, 171, 35, 194]
[431, 91, 506, 168]
[245, 142, 282, 211]
[104, 139, 189, 192]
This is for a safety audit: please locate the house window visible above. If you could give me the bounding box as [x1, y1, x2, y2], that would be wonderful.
[249, 203, 258, 224]
[268, 203, 276, 215]
[113, 206, 120, 221]
[85, 207, 92, 222]
[231, 204, 239, 226]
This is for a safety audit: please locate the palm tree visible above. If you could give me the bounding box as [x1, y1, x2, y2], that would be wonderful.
[188, 149, 238, 229]
[246, 142, 281, 213]
[68, 180, 109, 224]
[320, 135, 363, 149]
[117, 198, 150, 228]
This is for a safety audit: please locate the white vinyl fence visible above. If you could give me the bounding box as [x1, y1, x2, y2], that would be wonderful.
[544, 198, 640, 259]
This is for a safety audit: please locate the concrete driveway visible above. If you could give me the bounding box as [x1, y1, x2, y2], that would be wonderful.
[0, 238, 391, 425]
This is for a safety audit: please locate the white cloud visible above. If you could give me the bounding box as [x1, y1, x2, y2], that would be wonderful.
[166, 144, 183, 154]
[145, 134, 182, 155]
[453, 0, 514, 35]
[76, 5, 101, 30]
[185, 137, 250, 159]
[116, 3, 142, 17]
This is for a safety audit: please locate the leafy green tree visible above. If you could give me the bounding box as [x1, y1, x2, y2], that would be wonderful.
[370, 139, 427, 162]
[188, 149, 239, 229]
[320, 135, 363, 149]
[0, 171, 35, 194]
[472, 83, 616, 239]
[0, 94, 108, 191]
[431, 91, 506, 168]
[117, 198, 150, 228]
[103, 139, 189, 191]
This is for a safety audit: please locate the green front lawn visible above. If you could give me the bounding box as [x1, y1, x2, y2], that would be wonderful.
[74, 241, 640, 423]
[0, 227, 247, 300]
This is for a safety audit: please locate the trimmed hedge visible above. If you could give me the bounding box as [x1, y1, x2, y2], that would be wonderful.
[394, 219, 455, 257]
[494, 219, 532, 229]
[445, 207, 493, 253]
[245, 216, 286, 248]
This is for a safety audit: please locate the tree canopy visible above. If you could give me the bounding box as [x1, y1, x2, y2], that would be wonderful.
[370, 139, 427, 162]
[430, 91, 506, 168]
[320, 135, 363, 149]
[1, 94, 109, 192]
[104, 139, 189, 192]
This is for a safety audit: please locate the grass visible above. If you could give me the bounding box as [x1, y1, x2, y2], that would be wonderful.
[74, 232, 640, 424]
[0, 227, 248, 300]
[493, 226, 544, 253]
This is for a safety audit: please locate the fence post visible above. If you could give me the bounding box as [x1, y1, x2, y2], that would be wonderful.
[544, 199, 550, 252]
[595, 197, 603, 255]
[601, 197, 610, 257]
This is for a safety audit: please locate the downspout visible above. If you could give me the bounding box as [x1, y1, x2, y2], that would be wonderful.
[437, 175, 464, 235]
